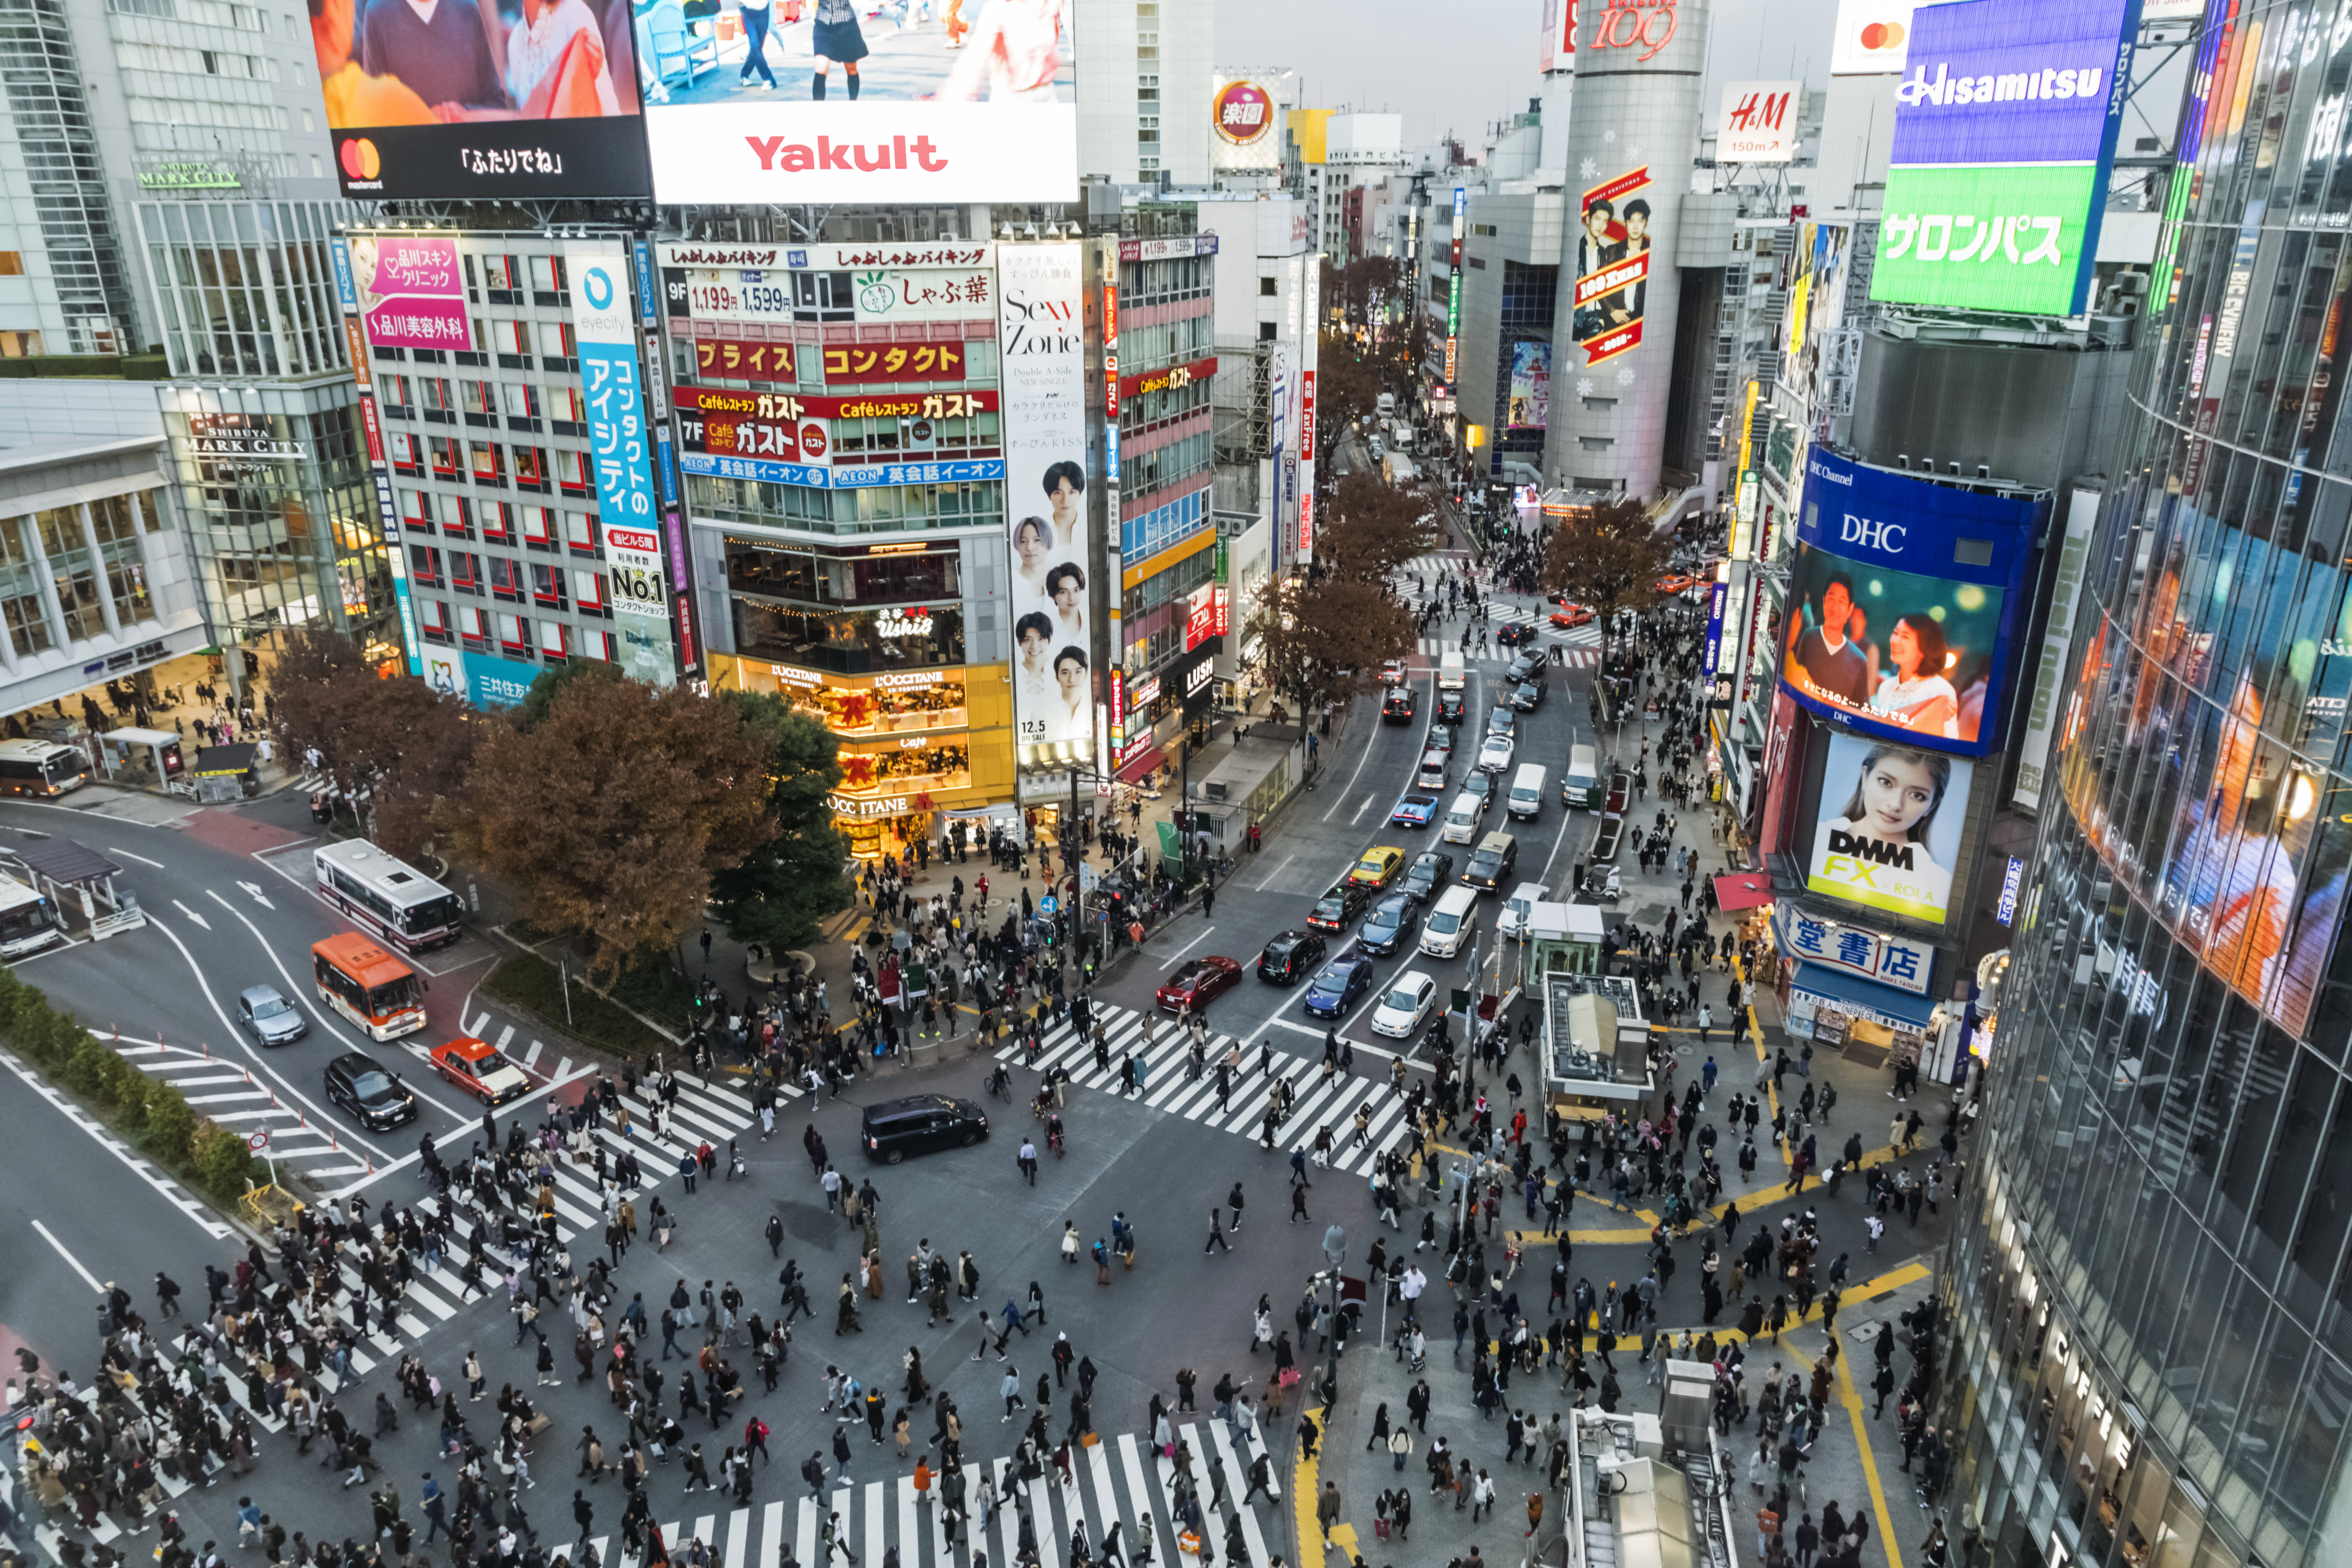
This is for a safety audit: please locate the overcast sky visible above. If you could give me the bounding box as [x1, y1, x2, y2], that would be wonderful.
[1212, 0, 1837, 155]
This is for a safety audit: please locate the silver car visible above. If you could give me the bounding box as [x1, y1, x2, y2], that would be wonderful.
[237, 984, 308, 1046]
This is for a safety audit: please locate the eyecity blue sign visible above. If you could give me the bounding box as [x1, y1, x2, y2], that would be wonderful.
[1889, 0, 2140, 167]
[1780, 447, 2047, 757]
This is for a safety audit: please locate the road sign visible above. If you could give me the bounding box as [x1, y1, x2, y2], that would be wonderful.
[246, 1130, 270, 1151]
[1039, 894, 1059, 915]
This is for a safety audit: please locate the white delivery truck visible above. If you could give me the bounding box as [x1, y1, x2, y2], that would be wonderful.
[1383, 452, 1419, 487]
[1438, 650, 1466, 692]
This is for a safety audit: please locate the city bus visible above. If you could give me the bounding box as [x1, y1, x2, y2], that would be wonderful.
[311, 932, 426, 1041]
[0, 739, 88, 798]
[313, 840, 464, 951]
[0, 873, 62, 958]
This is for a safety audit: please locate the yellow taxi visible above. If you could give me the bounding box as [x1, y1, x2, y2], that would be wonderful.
[1349, 846, 1408, 889]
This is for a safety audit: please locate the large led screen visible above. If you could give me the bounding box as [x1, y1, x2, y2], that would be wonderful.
[640, 0, 1078, 202]
[1807, 729, 1975, 926]
[309, 0, 652, 197]
[1779, 448, 2043, 756]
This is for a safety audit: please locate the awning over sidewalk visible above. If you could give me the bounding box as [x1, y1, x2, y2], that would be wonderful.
[1115, 746, 1165, 784]
[1712, 871, 1775, 911]
[1787, 959, 1942, 1032]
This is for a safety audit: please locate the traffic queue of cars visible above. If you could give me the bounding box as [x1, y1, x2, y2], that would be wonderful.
[1149, 624, 1600, 1051]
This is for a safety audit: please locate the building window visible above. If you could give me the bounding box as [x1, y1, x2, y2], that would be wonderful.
[429, 437, 461, 478]
[557, 449, 592, 494]
[540, 619, 569, 660]
[457, 604, 488, 644]
[390, 432, 422, 474]
[574, 567, 608, 614]
[450, 551, 481, 595]
[88, 494, 153, 625]
[489, 556, 523, 601]
[564, 510, 597, 554]
[408, 544, 443, 586]
[470, 441, 506, 484]
[418, 598, 452, 642]
[0, 517, 52, 657]
[35, 507, 105, 642]
[513, 445, 549, 490]
[502, 382, 541, 421]
[530, 561, 566, 606]
[520, 506, 555, 549]
[496, 612, 532, 656]
[481, 503, 513, 544]
[378, 373, 411, 410]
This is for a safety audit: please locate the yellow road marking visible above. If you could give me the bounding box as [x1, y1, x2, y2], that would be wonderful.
[1835, 1323, 1909, 1568]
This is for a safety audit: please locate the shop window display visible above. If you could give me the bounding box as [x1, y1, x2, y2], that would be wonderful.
[732, 597, 965, 674]
[836, 739, 970, 796]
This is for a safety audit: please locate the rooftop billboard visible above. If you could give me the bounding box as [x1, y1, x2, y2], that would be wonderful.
[640, 0, 1078, 203]
[1869, 0, 2139, 316]
[310, 0, 651, 198]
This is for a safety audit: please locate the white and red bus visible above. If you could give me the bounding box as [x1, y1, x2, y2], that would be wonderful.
[313, 840, 463, 951]
[312, 932, 426, 1041]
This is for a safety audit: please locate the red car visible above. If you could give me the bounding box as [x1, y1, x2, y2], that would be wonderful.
[428, 1036, 531, 1106]
[1549, 601, 1596, 629]
[1155, 955, 1243, 1013]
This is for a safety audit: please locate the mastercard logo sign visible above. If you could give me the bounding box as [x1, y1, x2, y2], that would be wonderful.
[338, 138, 382, 181]
[1833, 2, 1912, 74]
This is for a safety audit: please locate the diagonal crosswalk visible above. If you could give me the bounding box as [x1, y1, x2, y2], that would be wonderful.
[572, 1419, 1284, 1568]
[993, 1002, 1421, 1181]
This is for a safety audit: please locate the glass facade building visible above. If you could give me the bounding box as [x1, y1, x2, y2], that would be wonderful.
[1941, 5, 2352, 1564]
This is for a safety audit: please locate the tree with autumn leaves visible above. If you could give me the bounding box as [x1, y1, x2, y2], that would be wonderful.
[1541, 494, 1672, 656]
[1240, 469, 1429, 724]
[273, 640, 849, 978]
[267, 626, 476, 860]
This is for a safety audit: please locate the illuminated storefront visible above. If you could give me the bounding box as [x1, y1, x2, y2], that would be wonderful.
[718, 649, 1012, 861]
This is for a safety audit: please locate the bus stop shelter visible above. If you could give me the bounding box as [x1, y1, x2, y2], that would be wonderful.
[98, 727, 189, 794]
[0, 836, 144, 938]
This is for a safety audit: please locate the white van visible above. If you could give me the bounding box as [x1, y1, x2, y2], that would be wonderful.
[1507, 763, 1547, 820]
[1498, 881, 1549, 941]
[1415, 750, 1451, 793]
[1441, 790, 1484, 844]
[1437, 651, 1466, 692]
[1420, 884, 1479, 959]
[1562, 744, 1601, 809]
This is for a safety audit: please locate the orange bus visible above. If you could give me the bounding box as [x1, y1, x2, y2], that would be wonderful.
[312, 932, 427, 1041]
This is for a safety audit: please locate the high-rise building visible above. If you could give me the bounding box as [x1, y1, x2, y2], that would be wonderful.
[1076, 0, 1211, 188]
[1284, 112, 1403, 265]
[0, 0, 341, 357]
[1936, 3, 2352, 1563]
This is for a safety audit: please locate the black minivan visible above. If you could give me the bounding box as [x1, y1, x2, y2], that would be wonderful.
[862, 1094, 991, 1164]
[324, 1051, 417, 1131]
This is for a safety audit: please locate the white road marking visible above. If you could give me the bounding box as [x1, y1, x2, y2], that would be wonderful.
[105, 847, 165, 869]
[1159, 927, 1215, 967]
[170, 899, 210, 930]
[32, 1219, 103, 1292]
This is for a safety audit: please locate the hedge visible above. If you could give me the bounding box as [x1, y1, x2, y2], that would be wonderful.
[482, 951, 667, 1058]
[0, 964, 260, 1205]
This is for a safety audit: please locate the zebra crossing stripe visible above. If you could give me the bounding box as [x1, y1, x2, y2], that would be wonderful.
[991, 1004, 1415, 1178]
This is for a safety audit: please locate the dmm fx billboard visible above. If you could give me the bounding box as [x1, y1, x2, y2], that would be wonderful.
[1870, 0, 2140, 315]
[564, 241, 678, 686]
[1780, 448, 2044, 755]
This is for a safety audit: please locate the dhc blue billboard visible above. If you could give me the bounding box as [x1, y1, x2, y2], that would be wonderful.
[1779, 448, 2046, 757]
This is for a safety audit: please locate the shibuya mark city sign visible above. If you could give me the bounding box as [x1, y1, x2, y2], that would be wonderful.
[1871, 0, 2138, 315]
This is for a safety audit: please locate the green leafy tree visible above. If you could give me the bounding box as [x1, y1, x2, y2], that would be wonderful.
[194, 1119, 258, 1202]
[707, 692, 851, 954]
[146, 1082, 196, 1165]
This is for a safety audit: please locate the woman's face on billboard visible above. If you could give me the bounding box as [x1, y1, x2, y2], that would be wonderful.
[1890, 620, 1922, 677]
[1860, 754, 1938, 839]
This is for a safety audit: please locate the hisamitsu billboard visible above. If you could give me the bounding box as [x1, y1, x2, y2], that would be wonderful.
[1870, 0, 2140, 317]
[1888, 0, 2137, 167]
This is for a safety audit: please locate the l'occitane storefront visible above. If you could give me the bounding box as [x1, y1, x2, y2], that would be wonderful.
[711, 654, 1016, 860]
